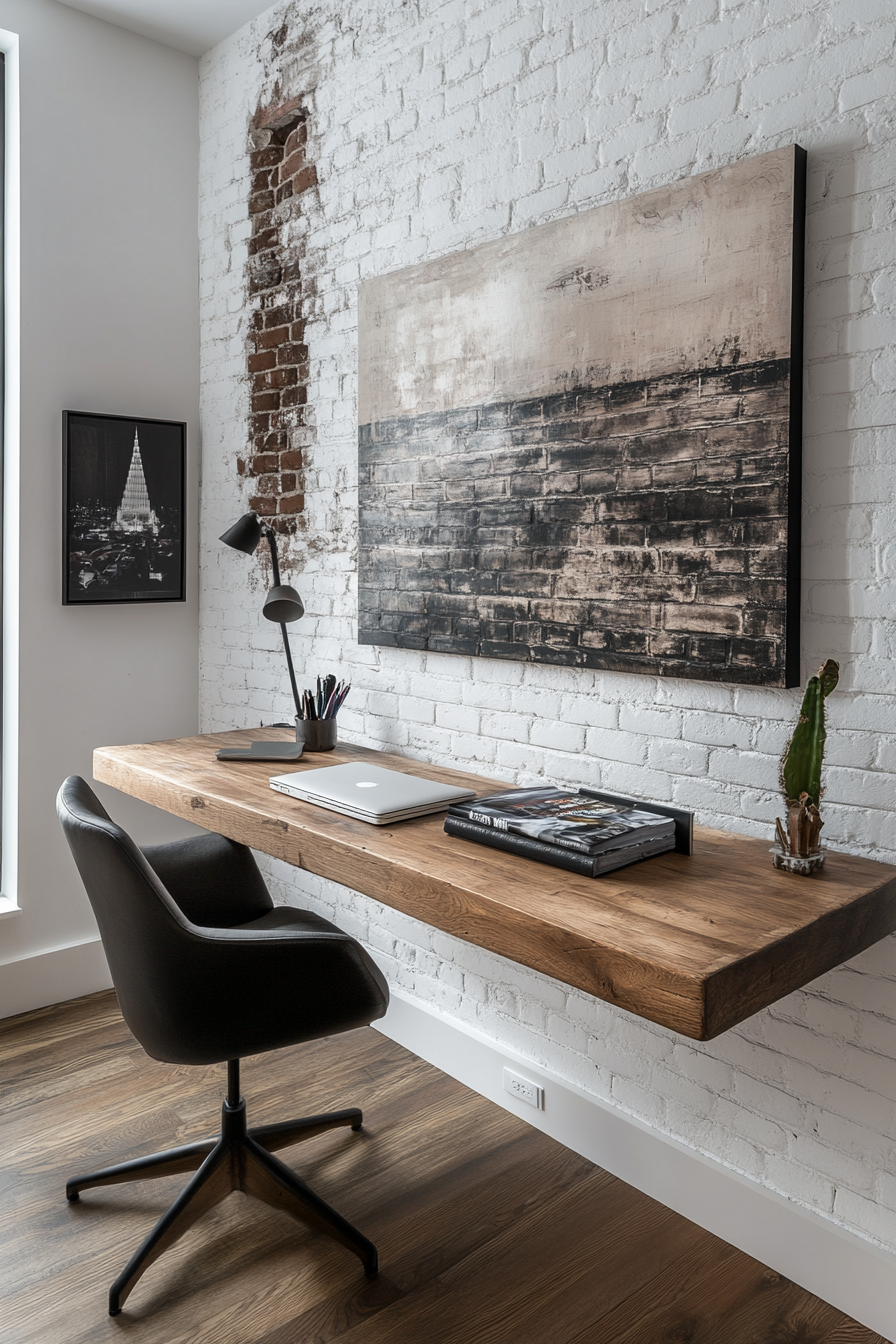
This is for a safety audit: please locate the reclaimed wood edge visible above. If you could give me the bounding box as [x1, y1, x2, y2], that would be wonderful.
[702, 873, 896, 1039]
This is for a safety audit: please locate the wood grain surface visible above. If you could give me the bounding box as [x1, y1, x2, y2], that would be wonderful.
[0, 991, 886, 1343]
[93, 729, 896, 1040]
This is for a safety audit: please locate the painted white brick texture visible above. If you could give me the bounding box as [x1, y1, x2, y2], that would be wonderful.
[199, 0, 896, 1253]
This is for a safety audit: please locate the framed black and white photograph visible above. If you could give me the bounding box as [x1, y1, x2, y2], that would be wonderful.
[63, 411, 186, 605]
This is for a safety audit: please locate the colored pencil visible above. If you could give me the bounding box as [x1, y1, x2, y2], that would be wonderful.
[297, 675, 349, 719]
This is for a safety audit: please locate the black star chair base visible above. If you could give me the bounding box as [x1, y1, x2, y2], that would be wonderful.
[57, 776, 389, 1317]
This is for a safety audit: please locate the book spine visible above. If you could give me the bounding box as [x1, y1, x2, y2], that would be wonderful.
[444, 815, 598, 877]
[449, 805, 503, 830]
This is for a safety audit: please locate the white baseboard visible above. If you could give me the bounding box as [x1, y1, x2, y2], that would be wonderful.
[375, 988, 896, 1341]
[0, 938, 112, 1020]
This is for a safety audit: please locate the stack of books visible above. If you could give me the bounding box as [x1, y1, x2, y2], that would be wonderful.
[444, 786, 677, 877]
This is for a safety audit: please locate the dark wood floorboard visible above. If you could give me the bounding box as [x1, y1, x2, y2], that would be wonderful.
[0, 991, 886, 1344]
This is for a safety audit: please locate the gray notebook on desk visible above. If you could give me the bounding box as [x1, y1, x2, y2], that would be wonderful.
[270, 761, 477, 824]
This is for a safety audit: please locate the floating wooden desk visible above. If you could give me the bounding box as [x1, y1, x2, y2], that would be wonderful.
[93, 729, 896, 1043]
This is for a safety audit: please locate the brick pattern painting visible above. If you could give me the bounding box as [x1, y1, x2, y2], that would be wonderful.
[360, 360, 790, 683]
[358, 147, 805, 686]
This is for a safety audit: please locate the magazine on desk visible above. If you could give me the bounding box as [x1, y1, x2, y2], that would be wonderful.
[443, 814, 675, 877]
[448, 786, 675, 855]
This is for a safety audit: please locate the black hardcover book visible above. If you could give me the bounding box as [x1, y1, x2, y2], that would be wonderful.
[444, 814, 675, 878]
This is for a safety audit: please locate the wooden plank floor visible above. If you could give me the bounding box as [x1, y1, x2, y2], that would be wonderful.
[0, 992, 887, 1344]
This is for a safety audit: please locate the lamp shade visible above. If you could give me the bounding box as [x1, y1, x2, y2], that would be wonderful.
[262, 584, 305, 624]
[219, 512, 264, 555]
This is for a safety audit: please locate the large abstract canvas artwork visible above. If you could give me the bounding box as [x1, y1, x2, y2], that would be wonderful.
[358, 145, 805, 686]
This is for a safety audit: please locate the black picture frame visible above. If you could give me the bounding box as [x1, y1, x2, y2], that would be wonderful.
[62, 411, 186, 606]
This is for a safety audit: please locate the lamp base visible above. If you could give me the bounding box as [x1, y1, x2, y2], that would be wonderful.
[216, 740, 305, 763]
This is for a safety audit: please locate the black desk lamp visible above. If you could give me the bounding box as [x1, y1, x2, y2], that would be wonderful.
[216, 512, 306, 762]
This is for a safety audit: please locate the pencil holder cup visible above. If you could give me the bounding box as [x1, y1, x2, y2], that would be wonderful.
[296, 718, 337, 752]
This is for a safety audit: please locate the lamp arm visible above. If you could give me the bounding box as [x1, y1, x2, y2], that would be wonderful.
[262, 525, 283, 588]
[279, 623, 302, 719]
[263, 526, 302, 719]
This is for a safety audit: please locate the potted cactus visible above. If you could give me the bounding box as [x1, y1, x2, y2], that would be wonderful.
[773, 659, 839, 874]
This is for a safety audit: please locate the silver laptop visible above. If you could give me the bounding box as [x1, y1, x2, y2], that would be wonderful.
[270, 761, 477, 824]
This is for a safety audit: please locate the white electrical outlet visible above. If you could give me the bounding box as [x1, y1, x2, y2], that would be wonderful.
[503, 1067, 544, 1110]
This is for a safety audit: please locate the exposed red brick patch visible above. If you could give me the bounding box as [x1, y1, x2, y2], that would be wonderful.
[244, 98, 316, 532]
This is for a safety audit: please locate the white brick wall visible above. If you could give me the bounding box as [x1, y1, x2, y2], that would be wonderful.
[199, 0, 896, 1252]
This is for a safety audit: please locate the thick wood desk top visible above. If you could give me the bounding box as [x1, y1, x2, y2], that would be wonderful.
[94, 729, 896, 1042]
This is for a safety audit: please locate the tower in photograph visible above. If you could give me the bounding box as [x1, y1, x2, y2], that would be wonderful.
[116, 429, 159, 534]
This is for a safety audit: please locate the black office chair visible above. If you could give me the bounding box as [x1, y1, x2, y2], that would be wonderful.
[56, 775, 389, 1316]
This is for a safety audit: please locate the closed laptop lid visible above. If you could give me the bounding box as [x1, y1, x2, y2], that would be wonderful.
[270, 761, 476, 818]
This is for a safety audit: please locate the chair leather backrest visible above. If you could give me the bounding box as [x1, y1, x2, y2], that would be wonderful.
[57, 776, 216, 1059]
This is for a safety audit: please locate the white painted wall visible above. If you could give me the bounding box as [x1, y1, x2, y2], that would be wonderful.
[197, 0, 896, 1312]
[0, 0, 201, 1015]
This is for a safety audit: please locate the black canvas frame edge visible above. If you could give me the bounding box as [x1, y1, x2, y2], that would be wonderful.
[784, 144, 807, 689]
[62, 410, 187, 607]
